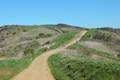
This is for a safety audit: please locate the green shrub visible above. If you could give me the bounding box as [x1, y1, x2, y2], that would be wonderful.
[48, 54, 120, 80]
[36, 33, 52, 39]
[82, 30, 113, 42]
[24, 48, 34, 56]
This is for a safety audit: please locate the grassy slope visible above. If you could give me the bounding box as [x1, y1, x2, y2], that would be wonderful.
[81, 29, 120, 58]
[69, 44, 120, 61]
[82, 29, 120, 41]
[0, 26, 56, 57]
[49, 54, 120, 80]
[0, 31, 78, 80]
[0, 58, 32, 80]
[51, 31, 78, 49]
[48, 43, 120, 80]
[0, 25, 79, 57]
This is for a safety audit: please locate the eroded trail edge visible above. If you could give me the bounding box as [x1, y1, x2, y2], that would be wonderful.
[12, 30, 87, 80]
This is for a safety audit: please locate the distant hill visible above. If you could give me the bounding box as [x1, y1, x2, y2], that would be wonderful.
[0, 24, 81, 58]
[97, 27, 120, 34]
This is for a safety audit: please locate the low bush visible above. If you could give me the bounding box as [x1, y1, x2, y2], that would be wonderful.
[48, 54, 120, 80]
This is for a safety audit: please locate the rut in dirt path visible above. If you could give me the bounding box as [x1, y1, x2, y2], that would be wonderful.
[12, 30, 87, 80]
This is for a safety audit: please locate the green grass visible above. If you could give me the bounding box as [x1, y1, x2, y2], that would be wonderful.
[82, 29, 96, 40]
[0, 57, 33, 80]
[48, 54, 70, 80]
[0, 47, 47, 80]
[51, 31, 78, 49]
[48, 54, 120, 80]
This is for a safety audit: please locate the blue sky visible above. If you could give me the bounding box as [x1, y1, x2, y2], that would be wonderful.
[0, 0, 120, 28]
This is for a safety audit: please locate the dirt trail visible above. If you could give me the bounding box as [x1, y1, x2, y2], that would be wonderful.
[12, 30, 87, 80]
[0, 57, 8, 60]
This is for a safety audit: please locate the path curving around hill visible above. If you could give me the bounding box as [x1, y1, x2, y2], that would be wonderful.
[12, 30, 87, 80]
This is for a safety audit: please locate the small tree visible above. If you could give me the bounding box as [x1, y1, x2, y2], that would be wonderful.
[24, 48, 34, 57]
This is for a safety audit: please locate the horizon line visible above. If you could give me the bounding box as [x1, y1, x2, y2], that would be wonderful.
[0, 23, 119, 29]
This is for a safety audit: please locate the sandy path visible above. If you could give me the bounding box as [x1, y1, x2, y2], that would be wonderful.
[0, 57, 8, 60]
[12, 30, 87, 80]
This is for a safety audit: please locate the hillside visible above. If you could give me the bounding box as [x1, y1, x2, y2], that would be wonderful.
[0, 25, 119, 80]
[48, 27, 120, 80]
[81, 29, 120, 56]
[0, 24, 82, 80]
[0, 24, 81, 58]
